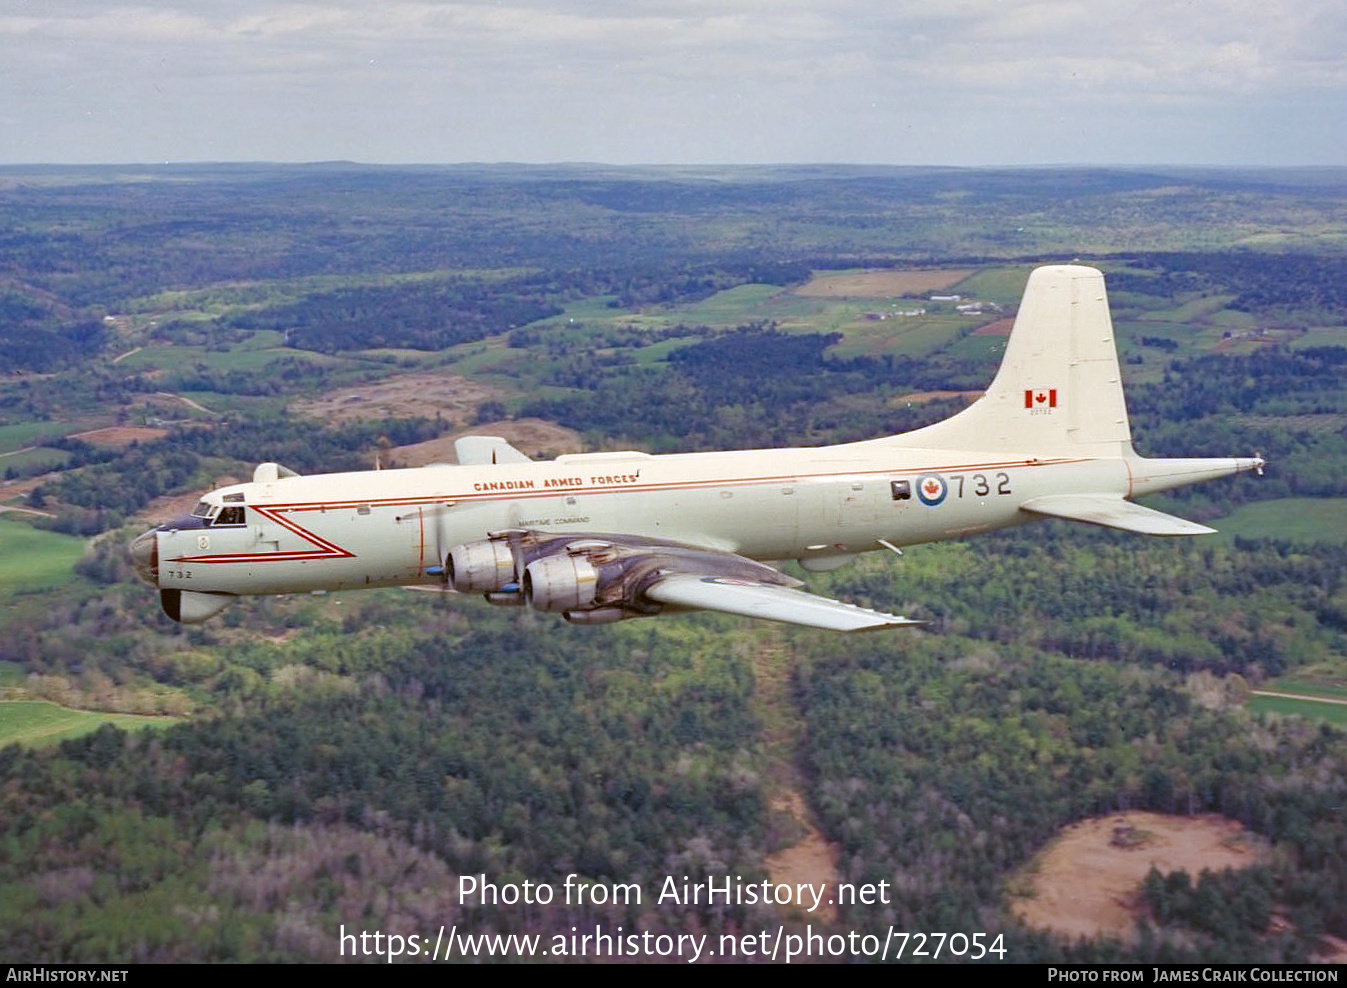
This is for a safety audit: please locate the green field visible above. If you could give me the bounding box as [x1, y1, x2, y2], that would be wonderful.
[1288, 325, 1347, 351]
[1249, 694, 1347, 727]
[117, 340, 322, 374]
[0, 701, 182, 749]
[1211, 497, 1347, 544]
[831, 312, 974, 359]
[0, 422, 85, 455]
[1266, 677, 1347, 700]
[1249, 674, 1347, 726]
[673, 284, 804, 326]
[948, 266, 1033, 304]
[116, 330, 387, 387]
[0, 515, 86, 590]
[0, 447, 72, 476]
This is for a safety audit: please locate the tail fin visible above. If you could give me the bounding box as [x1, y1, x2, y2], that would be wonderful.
[900, 265, 1134, 457]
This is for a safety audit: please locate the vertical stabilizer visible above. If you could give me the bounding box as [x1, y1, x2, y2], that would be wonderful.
[899, 265, 1133, 457]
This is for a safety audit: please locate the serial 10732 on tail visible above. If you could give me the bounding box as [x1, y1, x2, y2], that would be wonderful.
[131, 265, 1263, 631]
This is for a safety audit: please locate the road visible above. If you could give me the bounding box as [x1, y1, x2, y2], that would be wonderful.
[1251, 689, 1347, 707]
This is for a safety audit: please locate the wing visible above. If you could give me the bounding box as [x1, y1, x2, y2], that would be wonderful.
[449, 529, 917, 631]
[643, 573, 919, 632]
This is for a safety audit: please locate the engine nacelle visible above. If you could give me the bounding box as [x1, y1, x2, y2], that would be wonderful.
[523, 554, 599, 612]
[446, 540, 516, 593]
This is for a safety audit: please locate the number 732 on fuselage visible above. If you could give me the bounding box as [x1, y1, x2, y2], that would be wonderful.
[130, 266, 1263, 631]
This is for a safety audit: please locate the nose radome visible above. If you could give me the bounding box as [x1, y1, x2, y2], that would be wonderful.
[130, 528, 159, 586]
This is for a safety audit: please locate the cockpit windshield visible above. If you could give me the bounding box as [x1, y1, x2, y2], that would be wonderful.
[190, 498, 244, 525]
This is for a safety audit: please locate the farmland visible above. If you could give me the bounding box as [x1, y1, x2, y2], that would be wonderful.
[0, 514, 85, 590]
[0, 700, 181, 749]
[0, 163, 1345, 962]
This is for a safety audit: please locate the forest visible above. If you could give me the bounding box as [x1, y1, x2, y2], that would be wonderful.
[1, 163, 1346, 963]
[2, 533, 1344, 962]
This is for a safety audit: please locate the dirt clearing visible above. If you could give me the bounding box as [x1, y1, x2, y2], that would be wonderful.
[794, 269, 973, 298]
[763, 790, 839, 923]
[751, 632, 842, 922]
[387, 419, 583, 467]
[972, 317, 1016, 337]
[290, 373, 502, 426]
[0, 475, 53, 501]
[1010, 812, 1268, 941]
[67, 426, 169, 448]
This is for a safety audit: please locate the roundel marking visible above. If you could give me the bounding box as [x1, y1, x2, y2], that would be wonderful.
[916, 473, 948, 506]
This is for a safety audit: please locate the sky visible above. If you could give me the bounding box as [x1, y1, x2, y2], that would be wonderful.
[1, 0, 1344, 166]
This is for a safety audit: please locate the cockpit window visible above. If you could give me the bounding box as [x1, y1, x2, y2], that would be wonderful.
[214, 506, 246, 526]
[190, 501, 213, 519]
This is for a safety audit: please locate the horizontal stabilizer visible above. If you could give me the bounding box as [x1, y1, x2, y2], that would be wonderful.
[1019, 495, 1216, 536]
[644, 573, 919, 632]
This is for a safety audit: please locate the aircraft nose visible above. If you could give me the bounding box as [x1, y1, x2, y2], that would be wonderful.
[129, 528, 159, 586]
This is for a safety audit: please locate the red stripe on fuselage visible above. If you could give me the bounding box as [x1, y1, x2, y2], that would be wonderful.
[167, 503, 356, 565]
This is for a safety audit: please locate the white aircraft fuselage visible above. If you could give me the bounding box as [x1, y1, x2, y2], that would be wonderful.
[131, 266, 1263, 630]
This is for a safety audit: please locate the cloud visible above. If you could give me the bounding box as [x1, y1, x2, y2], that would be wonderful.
[1, 0, 1344, 163]
[5, 1, 1341, 90]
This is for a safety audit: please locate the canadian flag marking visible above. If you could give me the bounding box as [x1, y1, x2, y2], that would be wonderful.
[1024, 388, 1058, 410]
